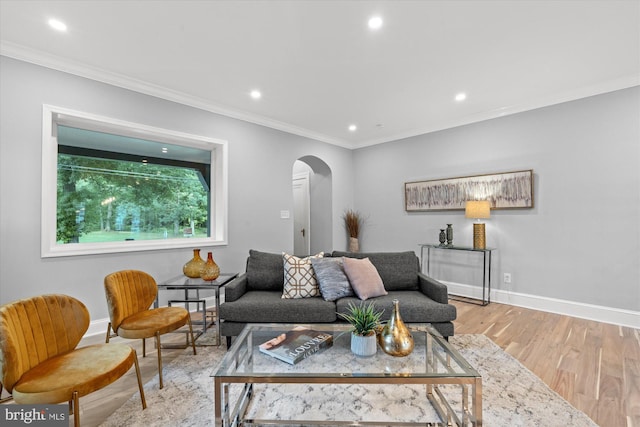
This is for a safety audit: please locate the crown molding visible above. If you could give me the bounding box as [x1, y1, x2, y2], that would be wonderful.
[3, 41, 638, 151]
[352, 73, 640, 149]
[0, 41, 353, 149]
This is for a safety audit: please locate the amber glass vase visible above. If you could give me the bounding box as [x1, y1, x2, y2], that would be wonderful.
[200, 251, 220, 281]
[183, 248, 206, 278]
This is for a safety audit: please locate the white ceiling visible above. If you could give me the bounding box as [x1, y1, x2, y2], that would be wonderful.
[1, 0, 639, 149]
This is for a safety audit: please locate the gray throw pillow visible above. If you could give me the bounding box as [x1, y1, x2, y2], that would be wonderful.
[310, 257, 354, 301]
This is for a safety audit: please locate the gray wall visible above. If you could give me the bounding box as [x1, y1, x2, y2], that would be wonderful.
[1, 55, 638, 322]
[352, 87, 640, 312]
[0, 56, 354, 319]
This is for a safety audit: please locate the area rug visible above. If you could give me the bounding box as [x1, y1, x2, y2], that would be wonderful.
[100, 334, 599, 426]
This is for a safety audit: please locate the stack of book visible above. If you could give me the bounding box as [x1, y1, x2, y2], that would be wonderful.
[258, 326, 333, 364]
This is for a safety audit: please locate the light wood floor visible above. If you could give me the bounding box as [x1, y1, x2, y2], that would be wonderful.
[452, 301, 639, 427]
[2, 301, 638, 427]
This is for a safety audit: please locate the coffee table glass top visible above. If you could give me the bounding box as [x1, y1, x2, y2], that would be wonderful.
[213, 323, 478, 379]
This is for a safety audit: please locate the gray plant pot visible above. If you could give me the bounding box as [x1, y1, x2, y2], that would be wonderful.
[351, 332, 377, 357]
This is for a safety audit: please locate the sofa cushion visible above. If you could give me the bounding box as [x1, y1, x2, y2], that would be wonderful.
[219, 291, 337, 323]
[342, 257, 388, 300]
[336, 291, 456, 323]
[246, 250, 284, 291]
[310, 257, 354, 301]
[332, 251, 420, 291]
[282, 252, 324, 299]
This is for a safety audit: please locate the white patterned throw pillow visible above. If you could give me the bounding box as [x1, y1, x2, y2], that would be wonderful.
[282, 252, 324, 299]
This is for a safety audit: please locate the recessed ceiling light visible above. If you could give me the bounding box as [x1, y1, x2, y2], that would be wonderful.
[455, 93, 467, 102]
[348, 124, 357, 132]
[48, 18, 67, 32]
[250, 90, 262, 100]
[368, 16, 383, 30]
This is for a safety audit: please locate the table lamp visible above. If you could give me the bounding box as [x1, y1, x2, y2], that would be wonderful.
[465, 200, 491, 249]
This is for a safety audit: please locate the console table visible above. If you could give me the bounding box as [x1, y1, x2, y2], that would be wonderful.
[419, 244, 495, 306]
[156, 273, 238, 346]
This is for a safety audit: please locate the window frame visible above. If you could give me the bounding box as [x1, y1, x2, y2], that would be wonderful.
[41, 104, 228, 258]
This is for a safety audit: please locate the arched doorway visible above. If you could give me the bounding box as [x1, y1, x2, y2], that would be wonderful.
[292, 156, 332, 255]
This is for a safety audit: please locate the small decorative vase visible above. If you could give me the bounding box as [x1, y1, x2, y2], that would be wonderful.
[377, 299, 414, 357]
[446, 224, 453, 246]
[349, 237, 360, 252]
[351, 332, 377, 357]
[200, 251, 220, 281]
[183, 248, 206, 278]
[438, 229, 446, 246]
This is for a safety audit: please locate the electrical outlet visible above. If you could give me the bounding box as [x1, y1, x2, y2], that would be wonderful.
[503, 273, 512, 284]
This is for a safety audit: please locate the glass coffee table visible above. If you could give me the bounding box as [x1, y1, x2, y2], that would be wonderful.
[212, 323, 482, 426]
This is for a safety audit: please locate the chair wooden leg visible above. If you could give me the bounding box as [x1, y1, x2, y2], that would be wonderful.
[0, 382, 9, 403]
[132, 349, 147, 409]
[187, 316, 197, 355]
[155, 332, 163, 389]
[142, 337, 146, 357]
[72, 391, 80, 426]
[105, 323, 112, 343]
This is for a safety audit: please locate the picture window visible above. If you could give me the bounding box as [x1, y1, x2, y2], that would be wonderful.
[41, 105, 228, 257]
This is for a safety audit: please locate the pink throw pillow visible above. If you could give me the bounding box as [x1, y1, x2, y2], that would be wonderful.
[342, 257, 387, 300]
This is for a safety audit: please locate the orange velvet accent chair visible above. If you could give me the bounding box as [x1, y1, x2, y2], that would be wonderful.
[0, 294, 146, 426]
[104, 270, 196, 389]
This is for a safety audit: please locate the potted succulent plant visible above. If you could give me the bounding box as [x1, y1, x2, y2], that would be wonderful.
[338, 301, 384, 357]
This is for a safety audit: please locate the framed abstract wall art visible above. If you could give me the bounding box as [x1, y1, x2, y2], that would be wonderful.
[404, 169, 534, 212]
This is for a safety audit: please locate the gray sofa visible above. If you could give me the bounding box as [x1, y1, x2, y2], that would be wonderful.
[219, 250, 457, 347]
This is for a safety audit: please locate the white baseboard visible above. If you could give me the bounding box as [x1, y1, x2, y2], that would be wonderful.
[87, 318, 111, 338]
[443, 281, 640, 330]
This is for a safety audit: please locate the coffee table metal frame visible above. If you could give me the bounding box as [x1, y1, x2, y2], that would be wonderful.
[212, 323, 482, 426]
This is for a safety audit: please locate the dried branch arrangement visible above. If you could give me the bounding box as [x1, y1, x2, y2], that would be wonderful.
[342, 209, 362, 238]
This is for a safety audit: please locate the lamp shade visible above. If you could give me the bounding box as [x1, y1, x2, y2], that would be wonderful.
[465, 200, 491, 219]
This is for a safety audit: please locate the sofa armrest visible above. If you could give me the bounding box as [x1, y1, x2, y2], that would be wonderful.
[223, 273, 248, 302]
[418, 272, 449, 305]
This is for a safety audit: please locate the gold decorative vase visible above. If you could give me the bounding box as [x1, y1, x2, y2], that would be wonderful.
[200, 251, 220, 281]
[183, 248, 206, 278]
[377, 299, 414, 357]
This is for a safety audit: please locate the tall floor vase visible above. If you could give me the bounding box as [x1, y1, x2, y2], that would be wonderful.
[349, 237, 360, 252]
